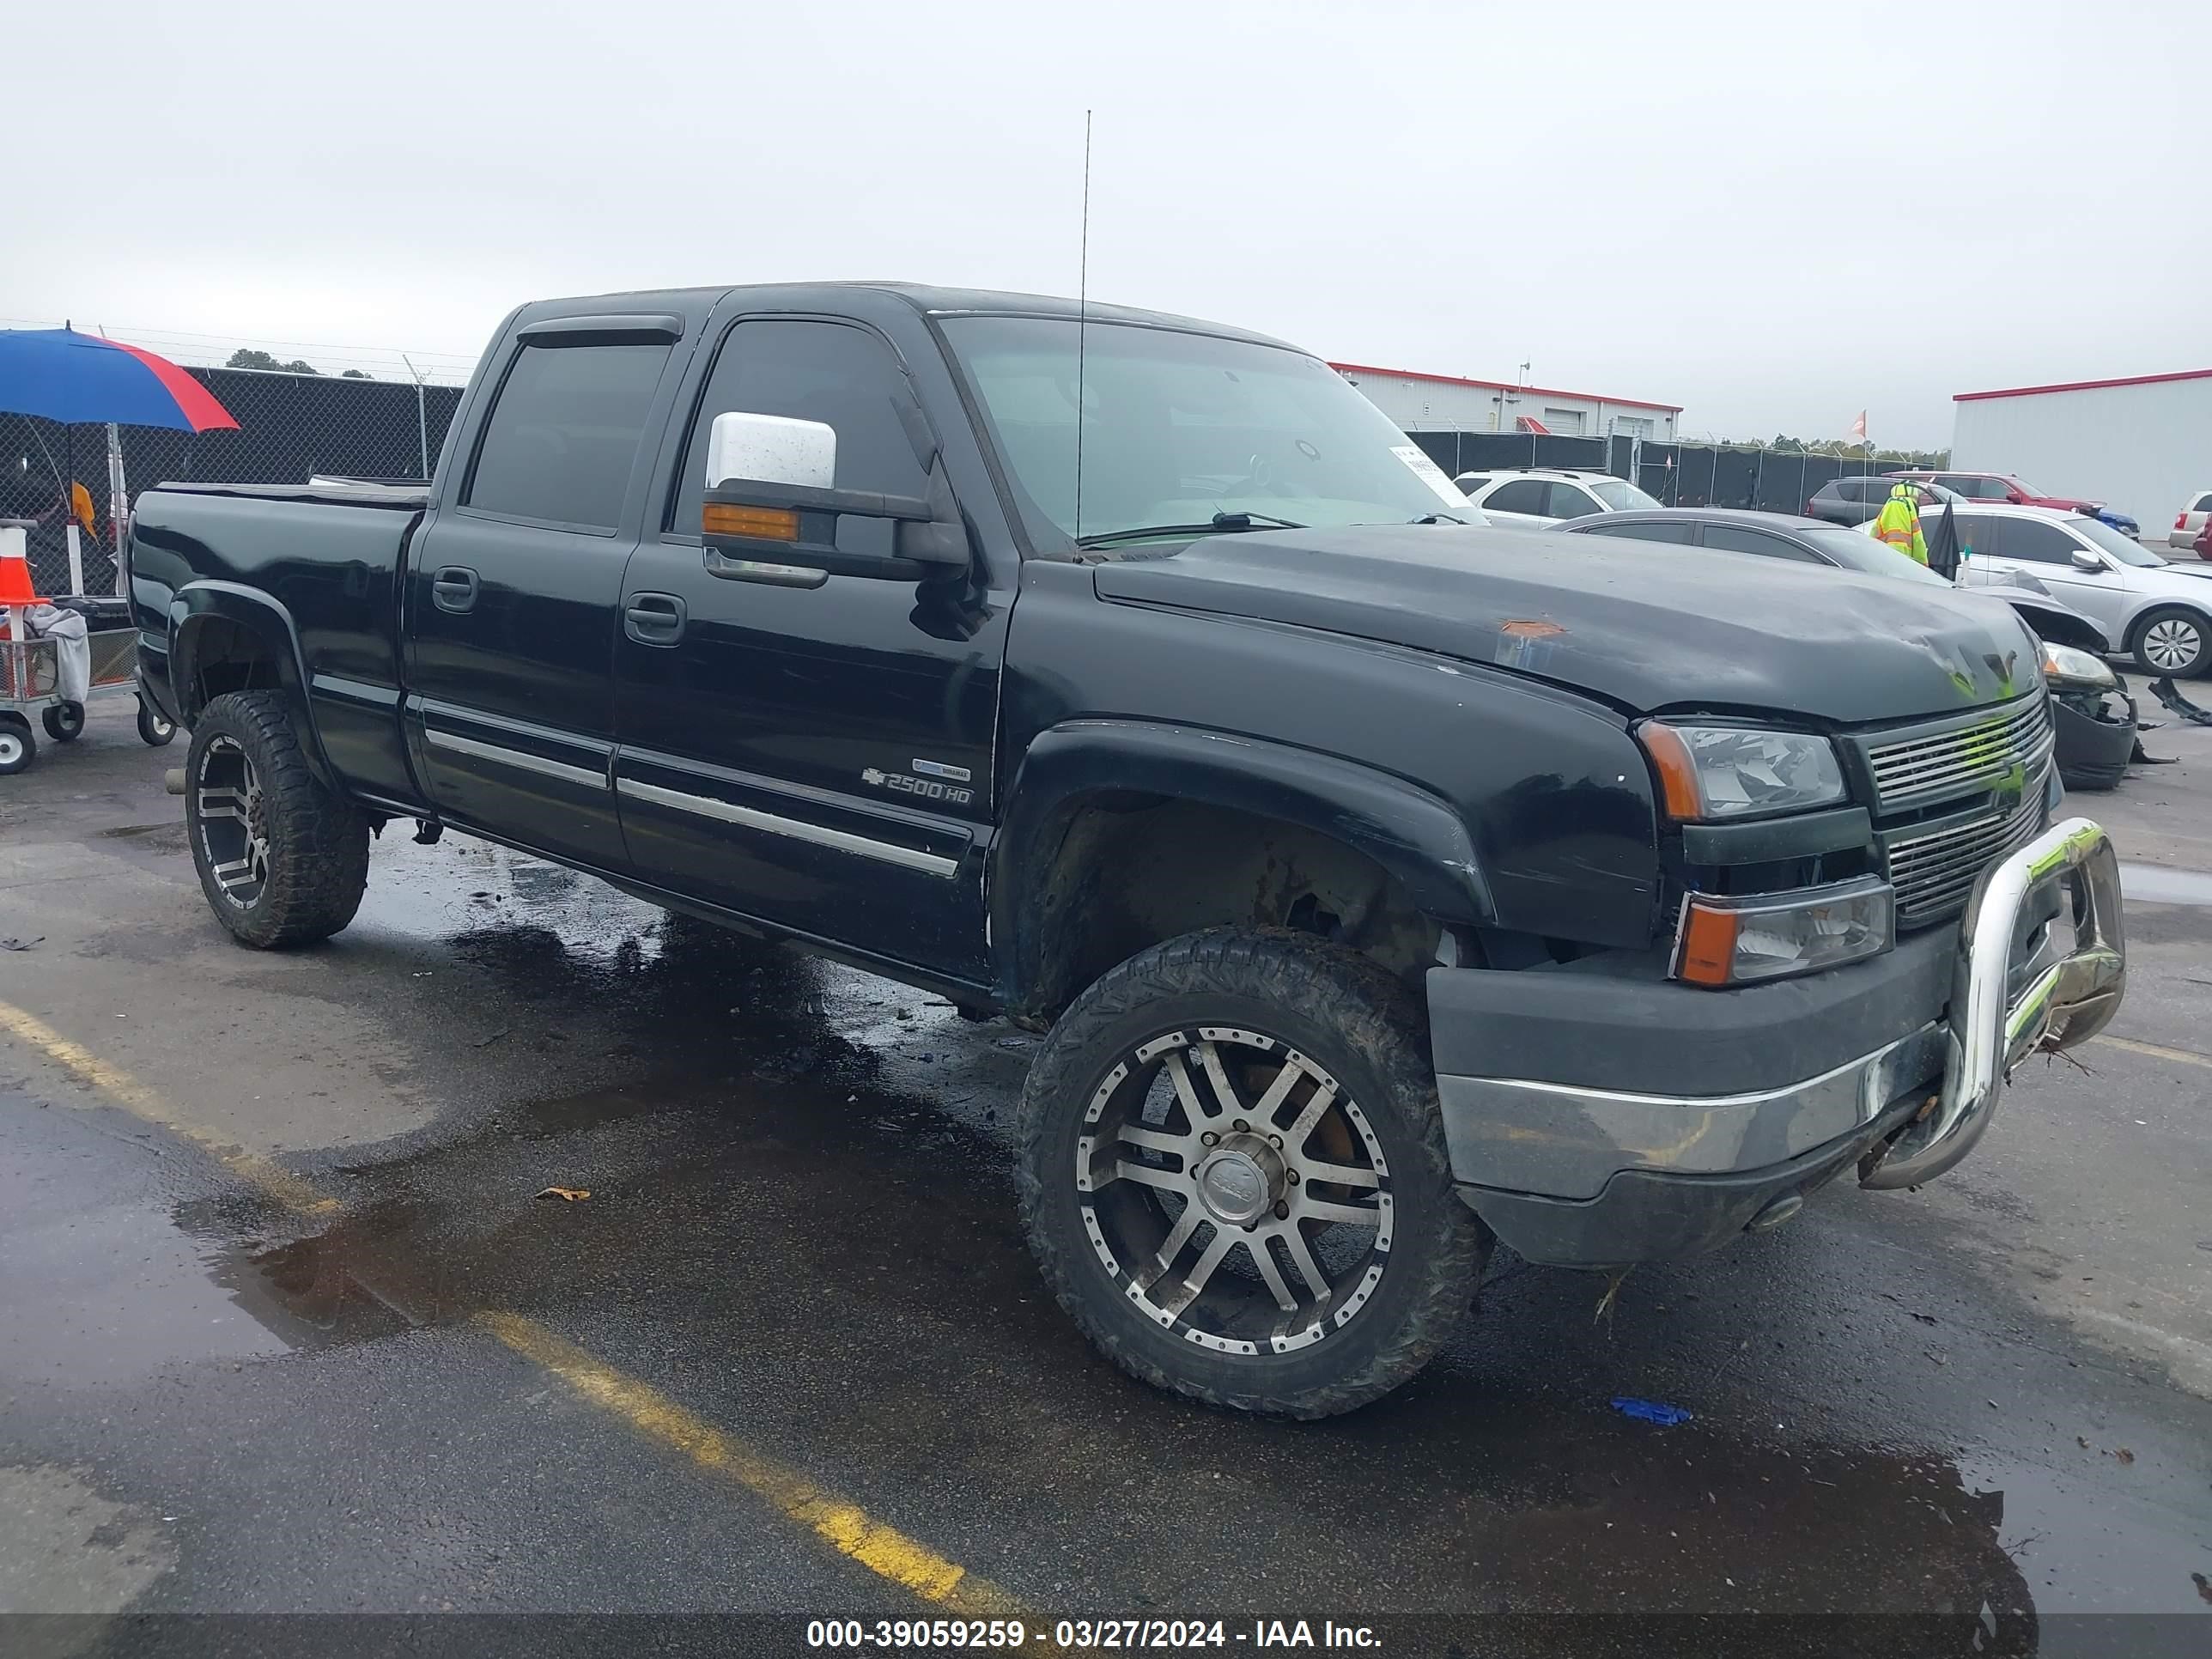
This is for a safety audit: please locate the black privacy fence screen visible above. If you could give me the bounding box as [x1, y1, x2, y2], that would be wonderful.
[1407, 429, 1910, 515]
[3, 366, 464, 595]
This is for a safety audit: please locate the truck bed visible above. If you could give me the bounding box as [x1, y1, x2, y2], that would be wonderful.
[151, 479, 430, 510]
[130, 480, 424, 803]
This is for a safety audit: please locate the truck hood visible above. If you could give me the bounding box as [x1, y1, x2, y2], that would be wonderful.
[1091, 524, 2039, 726]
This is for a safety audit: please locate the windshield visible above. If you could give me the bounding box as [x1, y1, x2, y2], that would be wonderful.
[939, 316, 1471, 548]
[1794, 525, 1955, 585]
[1590, 478, 1662, 511]
[2069, 515, 2165, 567]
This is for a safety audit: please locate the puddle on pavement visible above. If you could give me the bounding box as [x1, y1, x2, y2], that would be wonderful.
[2120, 862, 2212, 907]
[0, 1122, 295, 1384]
[26, 831, 2205, 1627]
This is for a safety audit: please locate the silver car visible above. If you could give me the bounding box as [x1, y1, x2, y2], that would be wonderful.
[1948, 503, 2212, 676]
[1451, 467, 1662, 527]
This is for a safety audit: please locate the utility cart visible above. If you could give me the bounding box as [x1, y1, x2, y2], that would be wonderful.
[1, 523, 174, 775]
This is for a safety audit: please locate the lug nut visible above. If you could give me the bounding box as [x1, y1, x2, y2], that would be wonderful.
[1273, 1200, 1290, 1219]
[1267, 1133, 1283, 1148]
[1200, 1131, 1220, 1147]
[1243, 1221, 1258, 1232]
[1232, 1120, 1249, 1133]
[1286, 1170, 1300, 1185]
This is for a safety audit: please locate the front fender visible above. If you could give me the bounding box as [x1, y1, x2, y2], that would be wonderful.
[170, 581, 339, 790]
[992, 720, 1493, 1007]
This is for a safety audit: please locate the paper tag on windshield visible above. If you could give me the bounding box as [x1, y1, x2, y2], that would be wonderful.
[1392, 444, 1472, 509]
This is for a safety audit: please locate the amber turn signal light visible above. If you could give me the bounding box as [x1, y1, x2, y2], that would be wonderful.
[1674, 902, 1741, 987]
[703, 502, 799, 542]
[1638, 721, 1705, 821]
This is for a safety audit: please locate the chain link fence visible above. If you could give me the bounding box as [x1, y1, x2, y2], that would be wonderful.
[3, 364, 468, 596]
[1405, 428, 1924, 517]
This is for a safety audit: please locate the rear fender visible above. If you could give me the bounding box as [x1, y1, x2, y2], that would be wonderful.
[169, 581, 338, 790]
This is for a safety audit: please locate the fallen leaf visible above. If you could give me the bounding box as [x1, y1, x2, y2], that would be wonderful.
[0, 936, 42, 951]
[2112, 1447, 2135, 1465]
[535, 1186, 591, 1202]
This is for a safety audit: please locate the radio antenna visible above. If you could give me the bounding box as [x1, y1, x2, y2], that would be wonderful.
[1073, 108, 1092, 543]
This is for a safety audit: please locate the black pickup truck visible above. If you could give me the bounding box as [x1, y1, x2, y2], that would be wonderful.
[129, 284, 2127, 1416]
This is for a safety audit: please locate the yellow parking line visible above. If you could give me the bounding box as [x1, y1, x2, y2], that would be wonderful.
[2091, 1034, 2212, 1070]
[1, 999, 1032, 1626]
[477, 1310, 1036, 1622]
[0, 1000, 340, 1215]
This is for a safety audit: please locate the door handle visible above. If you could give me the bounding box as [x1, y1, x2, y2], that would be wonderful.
[624, 592, 687, 646]
[430, 566, 479, 614]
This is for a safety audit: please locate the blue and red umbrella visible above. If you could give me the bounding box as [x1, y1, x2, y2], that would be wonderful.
[0, 326, 238, 431]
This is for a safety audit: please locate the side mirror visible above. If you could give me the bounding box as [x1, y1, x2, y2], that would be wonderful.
[2069, 548, 2105, 572]
[707, 410, 836, 494]
[701, 410, 969, 586]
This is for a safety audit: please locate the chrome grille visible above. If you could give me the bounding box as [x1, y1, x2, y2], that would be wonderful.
[1864, 695, 2054, 813]
[1882, 780, 2049, 925]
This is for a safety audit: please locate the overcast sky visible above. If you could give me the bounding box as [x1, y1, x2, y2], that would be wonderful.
[10, 1, 2207, 447]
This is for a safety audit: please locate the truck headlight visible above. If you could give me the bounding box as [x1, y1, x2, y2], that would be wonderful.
[1674, 878, 1895, 988]
[1638, 722, 1847, 821]
[2039, 642, 2117, 690]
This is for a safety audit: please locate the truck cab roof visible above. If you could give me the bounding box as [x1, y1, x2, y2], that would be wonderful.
[513, 283, 1298, 350]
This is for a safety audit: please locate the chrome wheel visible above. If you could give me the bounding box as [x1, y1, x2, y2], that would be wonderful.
[2142, 617, 2203, 672]
[1076, 1026, 1394, 1356]
[194, 735, 271, 908]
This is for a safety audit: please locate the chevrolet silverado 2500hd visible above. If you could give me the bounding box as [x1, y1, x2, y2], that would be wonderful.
[129, 284, 2127, 1416]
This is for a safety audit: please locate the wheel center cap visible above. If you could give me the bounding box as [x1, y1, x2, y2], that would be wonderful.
[1195, 1135, 1285, 1225]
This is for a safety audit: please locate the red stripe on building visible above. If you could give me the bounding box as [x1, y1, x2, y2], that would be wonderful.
[1953, 368, 2212, 402]
[1328, 362, 1683, 413]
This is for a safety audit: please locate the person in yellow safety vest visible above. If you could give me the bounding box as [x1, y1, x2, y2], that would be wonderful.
[1869, 481, 1929, 565]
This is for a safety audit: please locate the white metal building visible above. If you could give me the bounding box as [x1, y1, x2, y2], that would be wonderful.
[1331, 362, 1681, 441]
[1950, 368, 2212, 532]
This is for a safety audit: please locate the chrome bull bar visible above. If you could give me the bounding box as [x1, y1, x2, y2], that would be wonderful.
[1862, 816, 2124, 1190]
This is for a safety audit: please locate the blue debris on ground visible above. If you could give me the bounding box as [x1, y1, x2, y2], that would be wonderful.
[1611, 1396, 1694, 1426]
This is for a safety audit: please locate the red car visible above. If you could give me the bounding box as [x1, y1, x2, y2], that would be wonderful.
[1887, 470, 2136, 533]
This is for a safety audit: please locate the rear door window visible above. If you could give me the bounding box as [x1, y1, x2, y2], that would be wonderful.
[1546, 482, 1602, 518]
[464, 342, 672, 531]
[1578, 519, 1694, 544]
[1947, 514, 1996, 558]
[1700, 524, 1821, 562]
[1482, 479, 1552, 515]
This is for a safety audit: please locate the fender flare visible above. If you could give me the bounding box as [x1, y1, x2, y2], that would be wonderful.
[169, 580, 340, 790]
[991, 720, 1493, 1011]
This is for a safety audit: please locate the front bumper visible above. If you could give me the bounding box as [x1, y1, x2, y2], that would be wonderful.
[1435, 817, 2125, 1267]
[2051, 685, 2138, 791]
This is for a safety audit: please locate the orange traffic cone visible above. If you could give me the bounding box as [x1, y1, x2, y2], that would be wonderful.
[0, 532, 44, 606]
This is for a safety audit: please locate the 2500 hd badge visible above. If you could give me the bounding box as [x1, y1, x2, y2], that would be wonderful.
[861, 765, 975, 806]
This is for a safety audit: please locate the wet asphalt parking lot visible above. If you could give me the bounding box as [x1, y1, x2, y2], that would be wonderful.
[3, 696, 2210, 1658]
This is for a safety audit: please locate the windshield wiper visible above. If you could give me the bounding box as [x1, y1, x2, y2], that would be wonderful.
[1076, 510, 1306, 549]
